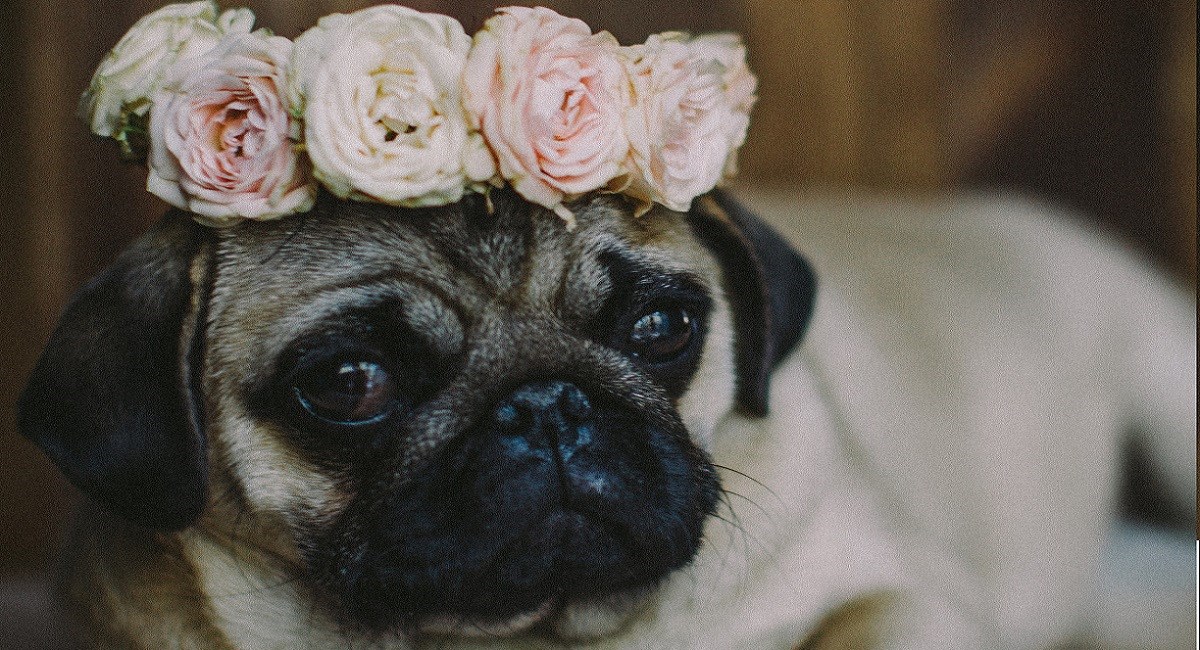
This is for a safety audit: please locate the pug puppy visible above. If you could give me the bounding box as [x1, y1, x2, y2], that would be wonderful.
[19, 188, 1195, 649]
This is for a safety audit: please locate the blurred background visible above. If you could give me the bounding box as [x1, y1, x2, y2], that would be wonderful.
[0, 0, 1194, 576]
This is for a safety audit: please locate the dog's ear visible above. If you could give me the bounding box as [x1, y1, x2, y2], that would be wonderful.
[18, 212, 212, 530]
[688, 189, 817, 417]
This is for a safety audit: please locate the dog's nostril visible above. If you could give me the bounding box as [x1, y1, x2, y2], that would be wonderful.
[493, 403, 523, 432]
[558, 384, 592, 422]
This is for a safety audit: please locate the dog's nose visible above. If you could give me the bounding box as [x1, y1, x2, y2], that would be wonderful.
[492, 381, 593, 461]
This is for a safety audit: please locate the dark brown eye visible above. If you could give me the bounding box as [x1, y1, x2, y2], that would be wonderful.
[293, 360, 397, 424]
[625, 307, 695, 363]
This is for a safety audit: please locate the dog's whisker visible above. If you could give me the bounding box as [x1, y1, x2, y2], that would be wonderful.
[714, 488, 779, 562]
[719, 488, 775, 523]
[706, 512, 761, 559]
[718, 486, 789, 553]
[711, 463, 787, 509]
[701, 492, 751, 592]
[692, 507, 759, 612]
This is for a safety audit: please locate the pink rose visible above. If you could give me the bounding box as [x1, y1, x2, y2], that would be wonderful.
[463, 6, 629, 223]
[623, 33, 727, 213]
[623, 32, 757, 214]
[78, 1, 255, 160]
[147, 30, 315, 225]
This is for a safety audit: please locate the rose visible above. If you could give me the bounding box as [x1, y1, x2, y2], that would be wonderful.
[82, 3, 758, 224]
[287, 6, 494, 207]
[623, 33, 730, 213]
[146, 30, 315, 225]
[463, 6, 629, 223]
[622, 32, 757, 214]
[689, 33, 757, 176]
[78, 1, 254, 160]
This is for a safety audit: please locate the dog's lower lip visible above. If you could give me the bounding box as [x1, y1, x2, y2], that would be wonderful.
[418, 598, 560, 636]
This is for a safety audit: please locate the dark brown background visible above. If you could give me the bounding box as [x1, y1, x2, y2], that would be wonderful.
[1, 0, 1195, 574]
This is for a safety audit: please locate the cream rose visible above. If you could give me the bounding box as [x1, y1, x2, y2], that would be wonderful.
[146, 30, 315, 225]
[288, 6, 493, 207]
[78, 1, 254, 159]
[463, 6, 629, 222]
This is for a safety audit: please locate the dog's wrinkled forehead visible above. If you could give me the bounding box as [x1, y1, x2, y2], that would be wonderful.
[205, 191, 715, 382]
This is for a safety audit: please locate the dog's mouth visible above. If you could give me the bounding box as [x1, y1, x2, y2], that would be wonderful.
[305, 383, 720, 637]
[413, 510, 659, 639]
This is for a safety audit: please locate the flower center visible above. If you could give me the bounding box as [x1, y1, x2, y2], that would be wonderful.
[218, 108, 251, 155]
[205, 83, 273, 161]
[369, 67, 437, 149]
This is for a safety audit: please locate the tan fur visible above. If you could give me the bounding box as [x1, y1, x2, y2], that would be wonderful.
[61, 505, 236, 650]
[794, 594, 893, 650]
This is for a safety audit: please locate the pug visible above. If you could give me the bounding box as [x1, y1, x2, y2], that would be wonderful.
[19, 188, 1196, 649]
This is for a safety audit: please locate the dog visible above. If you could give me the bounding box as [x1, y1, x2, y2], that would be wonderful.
[18, 187, 1195, 649]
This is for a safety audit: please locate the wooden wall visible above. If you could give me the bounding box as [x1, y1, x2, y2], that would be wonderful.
[741, 0, 1195, 278]
[1, 0, 1194, 572]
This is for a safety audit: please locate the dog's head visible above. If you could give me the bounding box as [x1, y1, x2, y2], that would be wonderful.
[19, 189, 814, 636]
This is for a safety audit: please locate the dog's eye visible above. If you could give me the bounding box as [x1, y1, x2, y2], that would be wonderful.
[624, 307, 695, 364]
[293, 360, 397, 424]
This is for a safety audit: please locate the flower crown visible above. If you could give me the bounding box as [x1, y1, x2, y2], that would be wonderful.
[80, 2, 756, 228]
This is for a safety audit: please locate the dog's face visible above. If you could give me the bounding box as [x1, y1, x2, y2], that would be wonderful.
[210, 190, 734, 630]
[20, 189, 815, 637]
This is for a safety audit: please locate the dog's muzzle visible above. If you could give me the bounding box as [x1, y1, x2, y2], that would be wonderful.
[309, 375, 720, 631]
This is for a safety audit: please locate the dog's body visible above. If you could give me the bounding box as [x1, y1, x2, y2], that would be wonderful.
[22, 190, 1195, 649]
[745, 190, 1197, 649]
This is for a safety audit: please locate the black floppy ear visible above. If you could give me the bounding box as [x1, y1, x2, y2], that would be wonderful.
[688, 189, 818, 417]
[18, 212, 212, 530]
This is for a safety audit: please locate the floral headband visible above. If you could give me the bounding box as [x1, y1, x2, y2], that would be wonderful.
[80, 2, 756, 228]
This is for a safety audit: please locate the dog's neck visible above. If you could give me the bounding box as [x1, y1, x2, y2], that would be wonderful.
[60, 503, 240, 649]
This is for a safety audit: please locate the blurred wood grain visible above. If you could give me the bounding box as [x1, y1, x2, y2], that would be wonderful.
[742, 0, 945, 190]
[1166, 0, 1196, 280]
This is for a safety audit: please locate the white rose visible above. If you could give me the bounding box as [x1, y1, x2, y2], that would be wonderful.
[288, 6, 494, 207]
[623, 33, 732, 213]
[688, 33, 757, 176]
[78, 1, 255, 159]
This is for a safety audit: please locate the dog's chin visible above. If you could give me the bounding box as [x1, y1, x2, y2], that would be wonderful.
[325, 507, 674, 642]
[324, 494, 700, 635]
[417, 588, 650, 641]
[417, 600, 559, 638]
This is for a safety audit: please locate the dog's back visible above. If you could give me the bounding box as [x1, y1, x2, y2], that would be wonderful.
[743, 189, 1196, 648]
